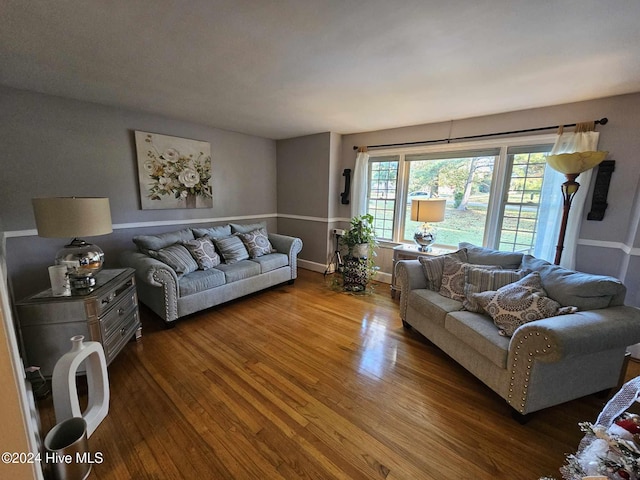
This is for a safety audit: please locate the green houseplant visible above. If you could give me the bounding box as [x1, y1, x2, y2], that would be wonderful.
[341, 213, 376, 258]
[339, 214, 378, 292]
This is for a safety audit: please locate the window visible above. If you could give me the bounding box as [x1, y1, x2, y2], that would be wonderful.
[366, 139, 553, 252]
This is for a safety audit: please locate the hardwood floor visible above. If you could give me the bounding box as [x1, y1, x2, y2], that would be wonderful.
[36, 269, 640, 479]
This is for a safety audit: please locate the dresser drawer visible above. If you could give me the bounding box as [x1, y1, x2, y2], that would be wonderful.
[103, 309, 140, 363]
[96, 275, 136, 317]
[100, 286, 137, 339]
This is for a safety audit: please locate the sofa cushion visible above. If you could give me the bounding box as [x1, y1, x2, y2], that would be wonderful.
[183, 237, 220, 270]
[470, 272, 575, 336]
[463, 266, 527, 312]
[149, 244, 199, 277]
[438, 258, 500, 302]
[408, 289, 464, 327]
[459, 242, 523, 269]
[249, 253, 288, 273]
[237, 228, 274, 258]
[445, 311, 510, 368]
[521, 255, 625, 309]
[215, 260, 261, 283]
[192, 224, 232, 239]
[418, 249, 468, 291]
[230, 221, 268, 234]
[179, 269, 226, 296]
[133, 228, 195, 253]
[213, 235, 250, 264]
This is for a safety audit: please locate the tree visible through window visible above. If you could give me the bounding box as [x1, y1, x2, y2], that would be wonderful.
[365, 141, 552, 252]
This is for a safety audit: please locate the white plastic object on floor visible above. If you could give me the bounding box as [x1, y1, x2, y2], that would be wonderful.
[52, 335, 110, 438]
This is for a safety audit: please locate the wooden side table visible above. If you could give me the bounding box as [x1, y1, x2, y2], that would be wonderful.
[390, 244, 455, 298]
[16, 268, 141, 377]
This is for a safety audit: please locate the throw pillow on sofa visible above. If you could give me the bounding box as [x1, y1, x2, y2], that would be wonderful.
[470, 271, 576, 336]
[184, 237, 220, 270]
[418, 248, 468, 291]
[237, 228, 274, 259]
[462, 266, 527, 312]
[438, 257, 500, 302]
[149, 243, 199, 277]
[213, 235, 250, 264]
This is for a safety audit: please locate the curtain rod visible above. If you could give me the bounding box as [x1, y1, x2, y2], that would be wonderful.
[352, 117, 608, 151]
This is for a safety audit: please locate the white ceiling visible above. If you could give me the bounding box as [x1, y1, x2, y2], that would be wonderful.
[2, 1, 640, 140]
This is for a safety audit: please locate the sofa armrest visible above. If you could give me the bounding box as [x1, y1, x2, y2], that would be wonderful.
[510, 305, 640, 360]
[396, 260, 428, 320]
[506, 305, 640, 413]
[268, 233, 303, 279]
[120, 250, 178, 287]
[120, 250, 180, 321]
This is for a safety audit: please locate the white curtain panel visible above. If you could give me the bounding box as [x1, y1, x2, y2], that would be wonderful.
[351, 151, 369, 218]
[534, 131, 600, 269]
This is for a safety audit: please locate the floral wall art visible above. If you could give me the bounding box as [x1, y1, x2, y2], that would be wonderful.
[134, 131, 212, 209]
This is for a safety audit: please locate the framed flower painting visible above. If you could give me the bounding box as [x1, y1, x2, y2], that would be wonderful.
[134, 131, 213, 209]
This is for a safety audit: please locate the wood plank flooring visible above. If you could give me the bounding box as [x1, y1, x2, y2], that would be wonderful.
[36, 269, 640, 479]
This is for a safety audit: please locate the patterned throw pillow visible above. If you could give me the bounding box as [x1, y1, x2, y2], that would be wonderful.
[183, 237, 220, 270]
[418, 249, 468, 291]
[213, 235, 249, 264]
[438, 257, 500, 302]
[469, 272, 577, 336]
[462, 266, 527, 312]
[237, 228, 274, 259]
[149, 244, 199, 277]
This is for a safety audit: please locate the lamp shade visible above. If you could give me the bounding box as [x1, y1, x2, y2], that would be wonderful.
[411, 198, 446, 223]
[546, 151, 608, 175]
[32, 197, 112, 238]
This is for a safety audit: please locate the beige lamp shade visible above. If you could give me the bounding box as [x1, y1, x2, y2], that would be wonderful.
[32, 197, 113, 238]
[546, 151, 608, 175]
[411, 198, 446, 223]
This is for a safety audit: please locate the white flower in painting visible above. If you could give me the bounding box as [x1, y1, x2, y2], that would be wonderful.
[159, 176, 173, 189]
[163, 148, 179, 162]
[144, 159, 157, 174]
[180, 190, 188, 199]
[178, 168, 200, 188]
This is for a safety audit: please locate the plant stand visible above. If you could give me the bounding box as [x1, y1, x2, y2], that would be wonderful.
[342, 256, 369, 292]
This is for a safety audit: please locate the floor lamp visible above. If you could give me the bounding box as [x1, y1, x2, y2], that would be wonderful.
[546, 151, 608, 265]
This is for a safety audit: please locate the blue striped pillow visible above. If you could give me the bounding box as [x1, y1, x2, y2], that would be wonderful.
[213, 235, 249, 264]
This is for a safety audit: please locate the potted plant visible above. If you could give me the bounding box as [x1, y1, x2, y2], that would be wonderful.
[341, 214, 376, 258]
[339, 214, 378, 292]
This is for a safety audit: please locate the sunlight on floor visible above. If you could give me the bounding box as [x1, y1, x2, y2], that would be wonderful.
[357, 315, 398, 380]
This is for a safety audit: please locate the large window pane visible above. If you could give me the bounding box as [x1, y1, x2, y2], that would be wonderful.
[404, 155, 496, 247]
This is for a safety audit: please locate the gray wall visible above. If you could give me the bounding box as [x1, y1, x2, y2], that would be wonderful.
[1, 86, 279, 300]
[276, 132, 341, 268]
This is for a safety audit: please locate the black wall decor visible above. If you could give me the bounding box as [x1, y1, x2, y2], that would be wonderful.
[587, 160, 615, 221]
[341, 168, 351, 204]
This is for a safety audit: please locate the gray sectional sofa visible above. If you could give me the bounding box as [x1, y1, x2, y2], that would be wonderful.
[120, 222, 303, 324]
[396, 243, 640, 417]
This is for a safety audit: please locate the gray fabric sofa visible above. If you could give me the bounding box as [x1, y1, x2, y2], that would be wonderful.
[120, 222, 303, 324]
[396, 243, 640, 417]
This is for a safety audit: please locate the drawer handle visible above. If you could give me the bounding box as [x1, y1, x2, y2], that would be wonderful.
[118, 308, 125, 316]
[101, 293, 115, 305]
[120, 327, 127, 336]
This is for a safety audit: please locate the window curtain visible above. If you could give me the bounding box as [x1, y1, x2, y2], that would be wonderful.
[351, 148, 369, 218]
[534, 124, 600, 269]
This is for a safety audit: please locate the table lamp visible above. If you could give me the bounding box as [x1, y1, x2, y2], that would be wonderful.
[545, 151, 608, 265]
[410, 198, 446, 251]
[32, 197, 112, 289]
